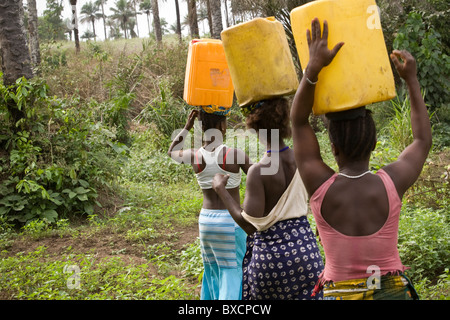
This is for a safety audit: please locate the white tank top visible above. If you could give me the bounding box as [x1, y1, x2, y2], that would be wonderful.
[195, 145, 241, 189]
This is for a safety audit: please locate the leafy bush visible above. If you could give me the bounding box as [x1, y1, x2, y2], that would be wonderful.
[0, 76, 125, 224]
[393, 11, 450, 112]
[121, 127, 193, 184]
[398, 205, 450, 282]
[136, 79, 189, 140]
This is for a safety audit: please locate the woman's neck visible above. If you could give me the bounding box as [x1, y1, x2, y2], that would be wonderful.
[203, 138, 224, 151]
[338, 159, 370, 176]
[265, 139, 287, 154]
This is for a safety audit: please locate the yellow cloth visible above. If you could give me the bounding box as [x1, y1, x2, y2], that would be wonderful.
[322, 274, 419, 300]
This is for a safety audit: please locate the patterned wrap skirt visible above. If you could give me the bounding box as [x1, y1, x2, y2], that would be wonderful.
[322, 274, 420, 300]
[242, 216, 324, 300]
[199, 208, 247, 300]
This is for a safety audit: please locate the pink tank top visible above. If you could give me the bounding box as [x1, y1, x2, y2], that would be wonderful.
[310, 169, 407, 283]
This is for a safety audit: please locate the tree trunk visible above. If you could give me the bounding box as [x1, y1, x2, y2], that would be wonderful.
[152, 0, 162, 42]
[0, 0, 33, 126]
[223, 0, 229, 28]
[174, 0, 182, 42]
[187, 0, 199, 38]
[206, 0, 213, 36]
[0, 0, 33, 85]
[210, 0, 222, 39]
[133, 1, 139, 38]
[91, 19, 97, 40]
[99, 0, 107, 40]
[69, 0, 80, 53]
[27, 0, 41, 69]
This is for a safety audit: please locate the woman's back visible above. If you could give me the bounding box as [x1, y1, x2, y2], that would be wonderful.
[321, 173, 389, 236]
[258, 149, 297, 217]
[194, 145, 245, 209]
[243, 148, 297, 218]
[310, 169, 406, 282]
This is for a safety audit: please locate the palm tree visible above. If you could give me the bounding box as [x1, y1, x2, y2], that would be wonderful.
[151, 0, 162, 42]
[95, 0, 108, 40]
[196, 5, 209, 36]
[0, 0, 33, 125]
[210, 0, 222, 38]
[80, 1, 102, 40]
[174, 0, 182, 41]
[198, 0, 213, 36]
[110, 0, 134, 39]
[187, 0, 199, 38]
[69, 0, 81, 53]
[140, 0, 152, 36]
[130, 0, 141, 37]
[81, 30, 95, 40]
[223, 0, 229, 28]
[106, 16, 123, 39]
[27, 0, 41, 67]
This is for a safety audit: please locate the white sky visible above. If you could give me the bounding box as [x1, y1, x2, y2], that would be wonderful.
[34, 0, 213, 40]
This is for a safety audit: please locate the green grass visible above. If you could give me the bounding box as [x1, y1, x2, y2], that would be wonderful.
[0, 245, 197, 300]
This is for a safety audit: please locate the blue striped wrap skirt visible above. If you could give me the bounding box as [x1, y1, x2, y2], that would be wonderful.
[242, 217, 324, 300]
[199, 208, 247, 300]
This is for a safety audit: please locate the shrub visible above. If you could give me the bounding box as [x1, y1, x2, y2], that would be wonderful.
[393, 11, 450, 112]
[398, 205, 450, 283]
[0, 76, 125, 224]
[136, 79, 189, 140]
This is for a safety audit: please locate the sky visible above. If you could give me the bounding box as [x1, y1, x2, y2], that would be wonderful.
[34, 0, 202, 40]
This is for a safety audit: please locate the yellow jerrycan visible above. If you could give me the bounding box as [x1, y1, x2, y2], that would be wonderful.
[183, 39, 234, 109]
[221, 17, 299, 107]
[290, 0, 396, 115]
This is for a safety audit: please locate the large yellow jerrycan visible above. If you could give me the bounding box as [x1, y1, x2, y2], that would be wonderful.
[183, 39, 234, 108]
[290, 0, 396, 115]
[221, 17, 299, 107]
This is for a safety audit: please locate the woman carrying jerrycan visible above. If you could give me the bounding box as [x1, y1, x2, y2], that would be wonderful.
[290, 18, 431, 300]
[168, 108, 252, 300]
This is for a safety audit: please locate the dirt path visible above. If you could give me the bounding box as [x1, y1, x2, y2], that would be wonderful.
[4, 222, 199, 270]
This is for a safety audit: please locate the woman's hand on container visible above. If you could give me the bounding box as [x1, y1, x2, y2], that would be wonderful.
[390, 50, 417, 82]
[306, 18, 344, 81]
[184, 109, 199, 131]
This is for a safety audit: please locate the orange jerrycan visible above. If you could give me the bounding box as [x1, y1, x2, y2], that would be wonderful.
[290, 0, 396, 115]
[183, 39, 234, 108]
[221, 17, 299, 107]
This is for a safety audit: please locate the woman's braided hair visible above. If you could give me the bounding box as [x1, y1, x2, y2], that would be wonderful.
[325, 107, 377, 161]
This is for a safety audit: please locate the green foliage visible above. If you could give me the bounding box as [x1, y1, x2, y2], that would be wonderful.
[382, 95, 414, 153]
[121, 127, 193, 184]
[137, 80, 189, 140]
[37, 0, 66, 42]
[0, 76, 125, 224]
[370, 139, 398, 171]
[393, 11, 450, 111]
[398, 205, 450, 283]
[414, 269, 450, 300]
[40, 43, 68, 69]
[0, 246, 196, 300]
[180, 238, 203, 282]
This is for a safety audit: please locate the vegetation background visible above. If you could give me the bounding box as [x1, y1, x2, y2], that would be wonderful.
[0, 0, 448, 300]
